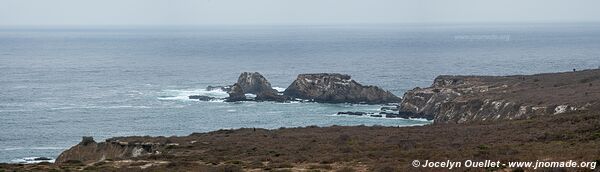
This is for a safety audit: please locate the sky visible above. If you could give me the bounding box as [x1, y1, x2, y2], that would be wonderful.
[1, 0, 599, 26]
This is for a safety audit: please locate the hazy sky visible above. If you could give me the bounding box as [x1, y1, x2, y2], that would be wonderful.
[1, 0, 599, 25]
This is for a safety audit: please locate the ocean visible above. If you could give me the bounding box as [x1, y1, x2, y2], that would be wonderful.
[1, 23, 600, 163]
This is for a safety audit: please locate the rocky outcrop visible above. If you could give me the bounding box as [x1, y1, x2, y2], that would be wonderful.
[283, 73, 401, 104]
[225, 72, 288, 102]
[400, 69, 600, 123]
[188, 95, 216, 101]
[337, 111, 368, 116]
[56, 137, 168, 164]
[56, 137, 134, 164]
[188, 86, 231, 101]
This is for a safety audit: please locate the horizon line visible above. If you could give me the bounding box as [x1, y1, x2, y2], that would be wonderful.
[2, 21, 600, 28]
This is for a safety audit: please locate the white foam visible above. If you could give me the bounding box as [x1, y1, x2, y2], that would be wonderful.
[329, 113, 433, 123]
[272, 86, 286, 92]
[158, 88, 229, 101]
[277, 101, 301, 104]
[11, 157, 55, 164]
[408, 118, 432, 122]
[208, 99, 225, 103]
[244, 93, 257, 99]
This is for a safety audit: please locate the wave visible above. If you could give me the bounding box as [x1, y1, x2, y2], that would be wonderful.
[0, 109, 34, 113]
[408, 118, 432, 122]
[11, 157, 55, 164]
[329, 113, 433, 122]
[272, 86, 286, 92]
[49, 105, 152, 110]
[158, 88, 229, 101]
[2, 147, 64, 151]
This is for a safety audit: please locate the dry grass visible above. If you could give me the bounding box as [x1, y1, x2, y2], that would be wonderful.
[3, 109, 600, 171]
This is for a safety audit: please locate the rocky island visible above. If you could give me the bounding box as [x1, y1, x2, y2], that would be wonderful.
[226, 72, 288, 102]
[190, 72, 401, 104]
[284, 73, 401, 104]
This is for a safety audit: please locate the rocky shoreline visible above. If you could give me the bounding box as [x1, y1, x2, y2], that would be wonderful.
[399, 69, 600, 123]
[4, 109, 600, 171]
[3, 69, 600, 171]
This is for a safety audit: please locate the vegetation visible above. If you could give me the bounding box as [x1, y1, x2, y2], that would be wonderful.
[2, 109, 600, 171]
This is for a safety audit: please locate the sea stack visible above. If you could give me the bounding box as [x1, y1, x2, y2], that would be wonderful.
[226, 72, 288, 102]
[283, 73, 401, 104]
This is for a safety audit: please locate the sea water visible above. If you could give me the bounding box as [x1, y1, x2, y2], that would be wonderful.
[1, 23, 600, 163]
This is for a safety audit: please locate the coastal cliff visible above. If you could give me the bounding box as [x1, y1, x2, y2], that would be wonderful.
[283, 73, 401, 104]
[24, 109, 600, 171]
[400, 69, 600, 123]
[10, 69, 600, 171]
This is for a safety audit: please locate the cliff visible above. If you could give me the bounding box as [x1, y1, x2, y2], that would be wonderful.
[283, 73, 401, 104]
[400, 69, 600, 123]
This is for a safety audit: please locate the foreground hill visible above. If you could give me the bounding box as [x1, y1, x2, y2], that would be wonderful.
[3, 109, 599, 171]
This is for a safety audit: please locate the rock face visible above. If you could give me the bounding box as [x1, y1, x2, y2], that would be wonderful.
[56, 137, 135, 164]
[226, 72, 288, 102]
[283, 73, 401, 104]
[400, 69, 600, 123]
[56, 137, 165, 164]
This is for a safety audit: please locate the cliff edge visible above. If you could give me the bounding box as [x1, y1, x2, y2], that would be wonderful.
[400, 69, 600, 123]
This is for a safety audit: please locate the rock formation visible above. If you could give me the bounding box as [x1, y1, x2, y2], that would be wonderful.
[188, 95, 216, 101]
[56, 137, 165, 164]
[400, 69, 600, 123]
[226, 72, 288, 102]
[283, 73, 401, 104]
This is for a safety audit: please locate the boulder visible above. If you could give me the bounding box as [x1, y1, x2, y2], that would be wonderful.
[283, 73, 401, 104]
[33, 157, 53, 161]
[80, 136, 95, 146]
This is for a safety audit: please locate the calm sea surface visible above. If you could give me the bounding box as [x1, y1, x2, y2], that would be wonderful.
[1, 23, 600, 163]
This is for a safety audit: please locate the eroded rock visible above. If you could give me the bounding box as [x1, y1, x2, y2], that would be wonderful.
[226, 72, 288, 102]
[283, 73, 401, 104]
